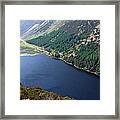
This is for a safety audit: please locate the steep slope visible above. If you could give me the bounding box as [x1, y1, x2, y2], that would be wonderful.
[60, 20, 99, 35]
[21, 20, 66, 40]
[20, 20, 45, 36]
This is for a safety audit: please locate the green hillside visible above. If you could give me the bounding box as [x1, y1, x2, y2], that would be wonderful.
[21, 20, 100, 76]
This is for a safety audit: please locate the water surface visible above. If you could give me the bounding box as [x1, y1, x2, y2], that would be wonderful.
[20, 54, 100, 100]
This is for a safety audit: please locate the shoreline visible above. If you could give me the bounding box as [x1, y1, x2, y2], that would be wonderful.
[61, 59, 99, 77]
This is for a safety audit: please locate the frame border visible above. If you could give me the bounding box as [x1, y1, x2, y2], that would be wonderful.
[0, 0, 119, 119]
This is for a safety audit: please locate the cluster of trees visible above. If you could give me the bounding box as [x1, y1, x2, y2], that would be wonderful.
[64, 41, 100, 75]
[27, 29, 89, 53]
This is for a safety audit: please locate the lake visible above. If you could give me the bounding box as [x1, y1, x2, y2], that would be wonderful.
[20, 54, 100, 100]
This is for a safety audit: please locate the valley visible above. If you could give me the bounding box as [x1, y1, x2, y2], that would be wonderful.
[20, 20, 100, 76]
[20, 20, 100, 100]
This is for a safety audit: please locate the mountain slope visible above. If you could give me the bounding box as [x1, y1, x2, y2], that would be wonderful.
[21, 20, 66, 40]
[20, 20, 100, 75]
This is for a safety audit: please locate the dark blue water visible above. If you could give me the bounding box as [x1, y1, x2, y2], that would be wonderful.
[20, 54, 100, 100]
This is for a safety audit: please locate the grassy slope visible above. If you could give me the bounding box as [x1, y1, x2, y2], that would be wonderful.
[20, 40, 50, 56]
